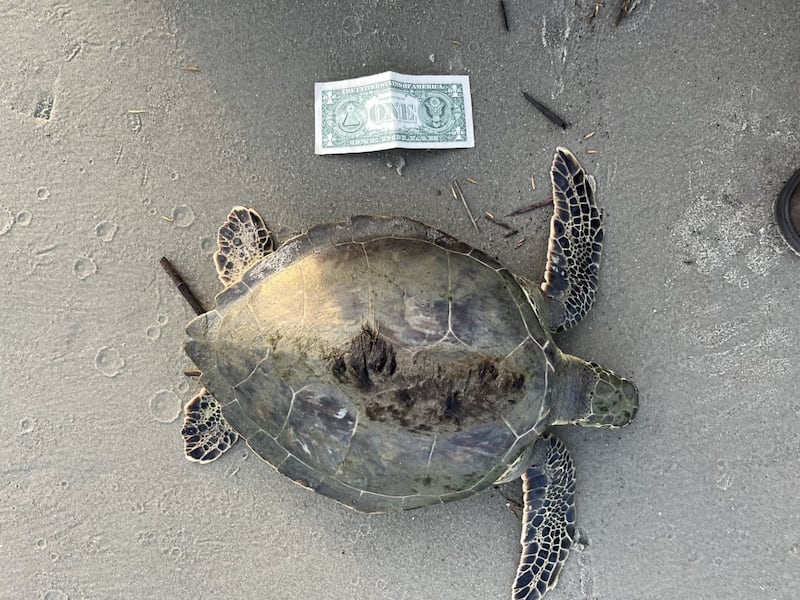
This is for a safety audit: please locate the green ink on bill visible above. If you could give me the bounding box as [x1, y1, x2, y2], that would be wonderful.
[315, 71, 474, 155]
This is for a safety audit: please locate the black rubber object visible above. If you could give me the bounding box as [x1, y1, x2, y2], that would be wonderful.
[775, 168, 800, 256]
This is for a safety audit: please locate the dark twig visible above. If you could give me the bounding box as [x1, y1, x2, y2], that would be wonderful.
[505, 198, 554, 217]
[160, 256, 207, 316]
[521, 91, 570, 129]
[483, 211, 515, 231]
[615, 0, 639, 26]
[499, 0, 510, 32]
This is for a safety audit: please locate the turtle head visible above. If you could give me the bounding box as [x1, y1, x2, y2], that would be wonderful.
[552, 356, 638, 428]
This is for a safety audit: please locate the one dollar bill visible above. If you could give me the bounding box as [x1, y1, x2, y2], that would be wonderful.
[315, 71, 474, 155]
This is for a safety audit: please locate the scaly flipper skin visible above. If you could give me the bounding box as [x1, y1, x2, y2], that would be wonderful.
[512, 434, 576, 600]
[182, 389, 239, 462]
[214, 206, 273, 286]
[541, 148, 603, 332]
[184, 207, 270, 461]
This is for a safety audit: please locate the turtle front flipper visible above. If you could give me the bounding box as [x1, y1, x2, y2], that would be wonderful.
[513, 434, 576, 600]
[540, 148, 603, 332]
[214, 206, 274, 286]
[181, 389, 239, 462]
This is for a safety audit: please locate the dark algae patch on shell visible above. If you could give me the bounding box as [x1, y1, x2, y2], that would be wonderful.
[330, 325, 526, 432]
[331, 325, 397, 387]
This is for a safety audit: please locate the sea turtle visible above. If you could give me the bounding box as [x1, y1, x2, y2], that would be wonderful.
[166, 148, 638, 600]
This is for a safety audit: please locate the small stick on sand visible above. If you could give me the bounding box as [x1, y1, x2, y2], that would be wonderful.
[521, 91, 570, 129]
[505, 198, 554, 217]
[450, 179, 479, 232]
[615, 0, 639, 26]
[160, 256, 207, 316]
[483, 211, 515, 232]
[499, 0, 510, 31]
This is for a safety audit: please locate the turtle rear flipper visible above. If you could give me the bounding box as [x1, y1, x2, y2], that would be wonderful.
[214, 206, 273, 286]
[182, 389, 238, 463]
[513, 434, 576, 600]
[540, 148, 603, 332]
